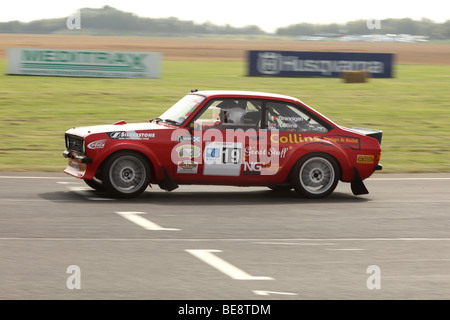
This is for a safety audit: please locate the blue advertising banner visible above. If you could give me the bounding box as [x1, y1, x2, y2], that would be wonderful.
[248, 51, 394, 78]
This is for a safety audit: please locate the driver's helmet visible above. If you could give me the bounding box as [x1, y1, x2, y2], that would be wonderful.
[217, 100, 245, 124]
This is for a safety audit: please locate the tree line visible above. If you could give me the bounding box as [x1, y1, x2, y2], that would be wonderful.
[1, 6, 449, 39]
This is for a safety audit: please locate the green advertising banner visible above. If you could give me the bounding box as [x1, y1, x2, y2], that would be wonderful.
[7, 48, 161, 78]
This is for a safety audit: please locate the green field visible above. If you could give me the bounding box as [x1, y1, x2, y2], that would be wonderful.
[1, 60, 449, 173]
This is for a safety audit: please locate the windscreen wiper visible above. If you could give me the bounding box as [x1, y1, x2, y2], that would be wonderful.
[150, 117, 179, 126]
[162, 119, 180, 126]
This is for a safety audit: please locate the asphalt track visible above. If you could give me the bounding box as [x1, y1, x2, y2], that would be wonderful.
[0, 172, 449, 300]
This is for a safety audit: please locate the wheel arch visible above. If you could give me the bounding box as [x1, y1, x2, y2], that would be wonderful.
[285, 142, 353, 182]
[91, 146, 160, 183]
[103, 149, 156, 180]
[289, 151, 341, 198]
[289, 151, 343, 181]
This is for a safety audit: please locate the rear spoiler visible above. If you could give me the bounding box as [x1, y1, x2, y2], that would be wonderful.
[350, 127, 382, 144]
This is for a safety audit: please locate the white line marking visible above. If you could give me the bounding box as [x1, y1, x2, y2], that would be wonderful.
[326, 248, 367, 251]
[0, 176, 70, 179]
[253, 290, 297, 296]
[186, 249, 273, 280]
[116, 212, 180, 231]
[2, 237, 450, 242]
[254, 242, 336, 246]
[369, 177, 450, 181]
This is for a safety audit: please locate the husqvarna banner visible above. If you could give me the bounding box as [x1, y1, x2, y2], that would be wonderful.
[7, 48, 161, 78]
[248, 51, 394, 78]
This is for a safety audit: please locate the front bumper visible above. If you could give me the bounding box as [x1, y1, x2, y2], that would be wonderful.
[63, 150, 92, 178]
[63, 150, 92, 163]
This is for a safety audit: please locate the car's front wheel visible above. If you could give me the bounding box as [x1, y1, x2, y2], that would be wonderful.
[267, 184, 293, 192]
[291, 153, 339, 199]
[101, 151, 150, 198]
[84, 177, 104, 191]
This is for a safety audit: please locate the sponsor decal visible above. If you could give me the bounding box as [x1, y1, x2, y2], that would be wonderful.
[270, 133, 320, 144]
[269, 115, 304, 122]
[177, 161, 198, 174]
[249, 51, 393, 78]
[8, 48, 161, 79]
[357, 155, 375, 164]
[206, 147, 220, 159]
[177, 136, 201, 142]
[108, 131, 155, 140]
[87, 139, 106, 150]
[176, 145, 201, 158]
[244, 146, 289, 160]
[243, 162, 262, 175]
[322, 135, 361, 150]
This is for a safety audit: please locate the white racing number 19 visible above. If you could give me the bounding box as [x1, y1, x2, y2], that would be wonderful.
[222, 147, 240, 164]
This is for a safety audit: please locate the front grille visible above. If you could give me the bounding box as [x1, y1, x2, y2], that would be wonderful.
[66, 134, 85, 154]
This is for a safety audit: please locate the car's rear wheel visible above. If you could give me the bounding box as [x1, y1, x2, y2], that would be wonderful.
[101, 151, 150, 198]
[291, 153, 339, 199]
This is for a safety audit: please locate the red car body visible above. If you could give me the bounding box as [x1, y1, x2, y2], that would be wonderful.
[63, 90, 382, 198]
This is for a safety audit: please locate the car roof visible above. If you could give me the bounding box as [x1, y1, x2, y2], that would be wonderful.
[189, 90, 302, 103]
[188, 90, 337, 128]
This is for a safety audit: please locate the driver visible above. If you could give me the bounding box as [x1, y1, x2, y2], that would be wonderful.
[217, 100, 246, 125]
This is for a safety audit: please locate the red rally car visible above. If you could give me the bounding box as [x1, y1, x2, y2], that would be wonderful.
[63, 90, 382, 198]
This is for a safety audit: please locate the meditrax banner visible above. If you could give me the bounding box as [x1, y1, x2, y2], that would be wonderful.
[7, 48, 161, 78]
[248, 51, 394, 78]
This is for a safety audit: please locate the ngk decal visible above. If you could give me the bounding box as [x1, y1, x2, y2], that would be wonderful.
[87, 139, 106, 150]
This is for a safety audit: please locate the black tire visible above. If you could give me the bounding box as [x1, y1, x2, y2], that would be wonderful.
[291, 153, 340, 199]
[267, 184, 293, 192]
[101, 151, 151, 198]
[84, 177, 105, 191]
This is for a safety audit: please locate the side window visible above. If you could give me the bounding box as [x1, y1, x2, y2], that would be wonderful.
[266, 101, 329, 133]
[193, 99, 262, 130]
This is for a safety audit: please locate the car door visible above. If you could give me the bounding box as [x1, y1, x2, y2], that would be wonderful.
[173, 98, 269, 183]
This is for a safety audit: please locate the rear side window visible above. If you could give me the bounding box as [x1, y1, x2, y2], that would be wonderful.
[266, 101, 329, 133]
